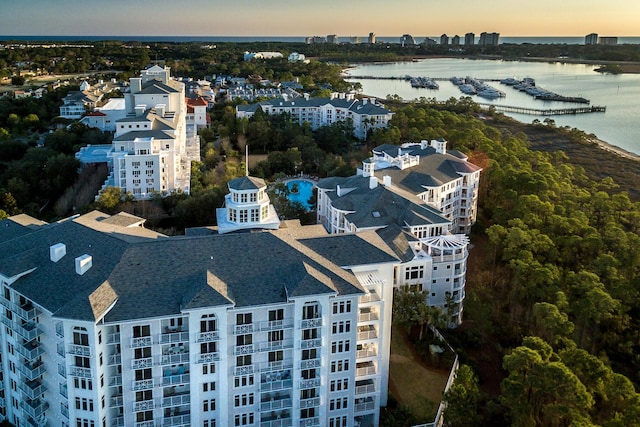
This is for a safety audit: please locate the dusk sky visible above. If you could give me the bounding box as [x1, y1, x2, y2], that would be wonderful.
[1, 0, 638, 37]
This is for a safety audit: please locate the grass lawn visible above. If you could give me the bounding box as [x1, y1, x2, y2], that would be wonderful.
[388, 326, 451, 422]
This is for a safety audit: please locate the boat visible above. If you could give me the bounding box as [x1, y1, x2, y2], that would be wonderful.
[459, 84, 476, 95]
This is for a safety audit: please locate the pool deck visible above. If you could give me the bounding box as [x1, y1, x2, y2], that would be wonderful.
[281, 174, 318, 186]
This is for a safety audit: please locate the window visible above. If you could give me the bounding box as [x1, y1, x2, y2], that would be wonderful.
[405, 265, 424, 281]
[234, 375, 254, 388]
[240, 193, 248, 203]
[239, 210, 248, 223]
[73, 329, 89, 346]
[268, 330, 283, 342]
[300, 408, 316, 419]
[329, 378, 349, 391]
[73, 378, 92, 390]
[250, 208, 259, 222]
[302, 303, 319, 319]
[331, 359, 349, 373]
[302, 349, 317, 360]
[203, 381, 216, 392]
[136, 411, 153, 422]
[234, 413, 254, 426]
[135, 391, 152, 402]
[135, 368, 152, 381]
[201, 342, 217, 354]
[234, 393, 254, 407]
[202, 363, 215, 375]
[302, 328, 318, 340]
[329, 397, 349, 411]
[269, 309, 284, 322]
[74, 397, 94, 411]
[133, 325, 150, 338]
[75, 356, 90, 368]
[332, 300, 351, 314]
[237, 313, 252, 325]
[236, 334, 252, 346]
[203, 399, 216, 411]
[236, 355, 252, 366]
[203, 420, 216, 427]
[331, 340, 350, 354]
[200, 315, 217, 332]
[268, 351, 283, 363]
[332, 321, 351, 334]
[134, 347, 151, 359]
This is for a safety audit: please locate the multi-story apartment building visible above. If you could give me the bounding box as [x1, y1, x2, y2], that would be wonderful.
[478, 32, 500, 46]
[92, 65, 200, 199]
[235, 93, 394, 140]
[1, 200, 397, 427]
[316, 138, 482, 325]
[585, 33, 599, 45]
[464, 32, 475, 46]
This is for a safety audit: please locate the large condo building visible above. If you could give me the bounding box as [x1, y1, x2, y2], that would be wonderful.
[236, 94, 394, 140]
[1, 201, 397, 427]
[316, 139, 482, 325]
[76, 66, 201, 200]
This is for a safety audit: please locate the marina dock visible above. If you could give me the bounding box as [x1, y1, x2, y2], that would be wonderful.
[478, 103, 606, 116]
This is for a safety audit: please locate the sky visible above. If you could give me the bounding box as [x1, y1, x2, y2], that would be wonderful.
[1, 0, 639, 37]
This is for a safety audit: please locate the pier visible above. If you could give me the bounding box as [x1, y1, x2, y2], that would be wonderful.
[345, 75, 502, 82]
[478, 103, 606, 116]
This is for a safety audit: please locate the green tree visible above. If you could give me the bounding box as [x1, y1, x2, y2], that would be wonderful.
[443, 364, 481, 426]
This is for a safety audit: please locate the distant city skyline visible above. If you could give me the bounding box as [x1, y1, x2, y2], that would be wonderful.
[1, 0, 639, 37]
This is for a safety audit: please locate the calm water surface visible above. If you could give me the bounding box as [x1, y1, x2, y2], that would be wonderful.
[346, 58, 640, 155]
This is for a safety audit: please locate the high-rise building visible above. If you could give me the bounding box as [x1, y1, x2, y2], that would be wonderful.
[585, 33, 599, 45]
[0, 205, 397, 427]
[464, 32, 475, 46]
[478, 32, 500, 46]
[440, 34, 449, 45]
[451, 35, 461, 46]
[368, 32, 376, 44]
[327, 34, 339, 44]
[400, 34, 416, 47]
[599, 37, 618, 45]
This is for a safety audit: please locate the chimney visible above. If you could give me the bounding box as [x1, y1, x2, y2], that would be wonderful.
[155, 104, 165, 117]
[369, 176, 378, 189]
[336, 185, 342, 197]
[50, 243, 66, 262]
[75, 254, 92, 275]
[130, 77, 142, 94]
[383, 176, 392, 187]
[135, 105, 146, 116]
[420, 139, 429, 149]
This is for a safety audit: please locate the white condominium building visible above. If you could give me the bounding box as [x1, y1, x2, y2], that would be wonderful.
[235, 93, 394, 140]
[0, 207, 398, 427]
[108, 65, 200, 199]
[316, 139, 482, 325]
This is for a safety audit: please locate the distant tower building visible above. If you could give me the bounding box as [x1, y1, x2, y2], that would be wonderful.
[599, 37, 618, 46]
[585, 33, 599, 45]
[464, 32, 475, 46]
[452, 35, 461, 46]
[440, 34, 449, 45]
[400, 34, 416, 47]
[368, 32, 377, 44]
[423, 37, 437, 46]
[350, 36, 362, 44]
[327, 34, 338, 44]
[479, 32, 500, 46]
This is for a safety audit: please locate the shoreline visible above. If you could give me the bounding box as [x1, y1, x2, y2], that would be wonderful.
[591, 137, 640, 162]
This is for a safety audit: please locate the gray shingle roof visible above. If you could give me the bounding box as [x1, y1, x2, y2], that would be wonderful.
[228, 176, 266, 191]
[113, 130, 175, 142]
[2, 212, 392, 323]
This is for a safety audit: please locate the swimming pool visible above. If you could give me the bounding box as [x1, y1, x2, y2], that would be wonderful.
[286, 180, 315, 210]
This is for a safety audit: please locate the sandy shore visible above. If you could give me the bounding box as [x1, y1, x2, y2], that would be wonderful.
[591, 138, 640, 161]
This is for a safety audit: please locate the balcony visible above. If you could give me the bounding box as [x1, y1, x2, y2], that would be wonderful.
[260, 339, 293, 352]
[195, 331, 219, 343]
[59, 382, 68, 399]
[113, 416, 124, 426]
[134, 421, 155, 427]
[360, 291, 381, 304]
[15, 301, 40, 321]
[110, 396, 123, 408]
[161, 394, 190, 408]
[18, 360, 46, 381]
[299, 397, 321, 408]
[109, 376, 123, 387]
[67, 343, 91, 356]
[108, 354, 122, 366]
[161, 352, 190, 365]
[19, 379, 47, 400]
[355, 380, 376, 395]
[259, 319, 293, 331]
[234, 365, 254, 376]
[356, 347, 377, 359]
[300, 338, 322, 349]
[133, 399, 155, 412]
[358, 310, 379, 323]
[132, 378, 154, 391]
[14, 320, 42, 341]
[299, 358, 321, 369]
[107, 332, 121, 344]
[299, 378, 320, 389]
[20, 398, 49, 419]
[357, 326, 378, 341]
[354, 397, 377, 414]
[234, 324, 254, 334]
[260, 395, 292, 412]
[260, 377, 293, 392]
[261, 412, 292, 427]
[356, 362, 376, 377]
[234, 344, 255, 355]
[131, 336, 153, 348]
[161, 372, 190, 386]
[300, 318, 322, 329]
[132, 357, 154, 369]
[159, 331, 189, 344]
[162, 413, 190, 427]
[299, 418, 320, 427]
[196, 351, 219, 364]
[16, 339, 44, 361]
[260, 359, 293, 373]
[68, 366, 92, 378]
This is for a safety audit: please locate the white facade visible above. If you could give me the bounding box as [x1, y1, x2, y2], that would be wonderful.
[216, 176, 281, 234]
[107, 66, 200, 199]
[0, 210, 398, 427]
[236, 94, 394, 140]
[316, 139, 482, 325]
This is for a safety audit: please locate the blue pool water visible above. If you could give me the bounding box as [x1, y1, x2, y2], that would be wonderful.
[286, 180, 315, 210]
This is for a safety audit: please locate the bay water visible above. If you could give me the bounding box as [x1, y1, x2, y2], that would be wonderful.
[345, 58, 640, 155]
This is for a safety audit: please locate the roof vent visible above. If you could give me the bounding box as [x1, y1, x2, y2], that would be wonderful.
[383, 176, 392, 187]
[50, 243, 66, 262]
[75, 254, 93, 275]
